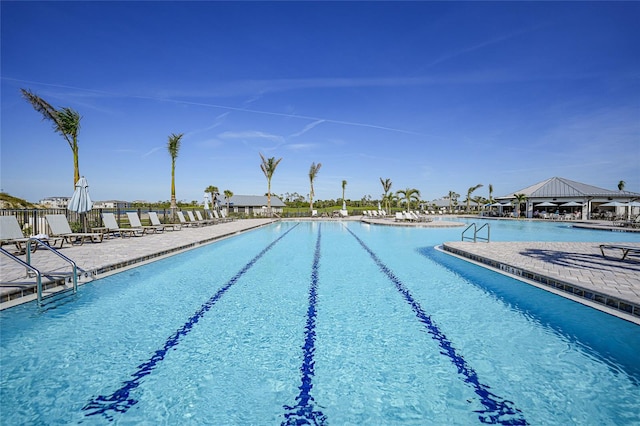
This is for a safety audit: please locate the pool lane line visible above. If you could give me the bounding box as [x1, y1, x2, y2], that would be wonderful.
[283, 223, 327, 426]
[82, 222, 300, 420]
[344, 226, 528, 426]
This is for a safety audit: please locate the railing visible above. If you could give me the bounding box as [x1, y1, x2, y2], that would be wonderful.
[461, 222, 490, 243]
[26, 238, 78, 305]
[0, 247, 43, 302]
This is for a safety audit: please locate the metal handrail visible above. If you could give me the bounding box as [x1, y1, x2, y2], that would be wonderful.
[0, 247, 43, 303]
[26, 238, 78, 305]
[462, 223, 476, 241]
[461, 222, 490, 242]
[476, 223, 490, 242]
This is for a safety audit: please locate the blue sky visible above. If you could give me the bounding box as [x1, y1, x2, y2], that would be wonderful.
[2, 1, 639, 204]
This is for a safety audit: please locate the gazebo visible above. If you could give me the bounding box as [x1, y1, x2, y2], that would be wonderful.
[496, 177, 640, 219]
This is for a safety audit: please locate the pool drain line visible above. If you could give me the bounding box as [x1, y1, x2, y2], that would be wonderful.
[282, 223, 327, 425]
[344, 225, 528, 426]
[82, 222, 300, 420]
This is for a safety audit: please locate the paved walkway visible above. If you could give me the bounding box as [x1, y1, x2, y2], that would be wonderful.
[0, 219, 276, 309]
[442, 241, 640, 324]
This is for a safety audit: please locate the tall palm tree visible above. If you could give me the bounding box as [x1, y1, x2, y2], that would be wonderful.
[259, 153, 282, 216]
[380, 178, 392, 212]
[167, 133, 183, 211]
[205, 185, 218, 209]
[308, 162, 322, 212]
[448, 190, 460, 213]
[466, 184, 483, 212]
[618, 180, 626, 191]
[396, 188, 421, 211]
[21, 89, 82, 188]
[513, 193, 528, 218]
[341, 179, 347, 208]
[488, 183, 494, 204]
[224, 189, 233, 212]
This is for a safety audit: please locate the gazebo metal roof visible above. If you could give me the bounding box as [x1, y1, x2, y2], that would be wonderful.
[497, 177, 640, 199]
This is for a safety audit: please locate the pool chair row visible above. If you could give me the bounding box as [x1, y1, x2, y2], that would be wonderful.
[176, 210, 235, 227]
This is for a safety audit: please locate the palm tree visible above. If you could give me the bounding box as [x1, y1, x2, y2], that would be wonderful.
[167, 133, 183, 212]
[466, 184, 483, 212]
[224, 189, 233, 213]
[259, 153, 282, 216]
[205, 185, 218, 209]
[471, 195, 486, 212]
[396, 188, 421, 212]
[308, 162, 322, 212]
[341, 180, 347, 208]
[380, 178, 392, 212]
[448, 190, 460, 213]
[513, 193, 528, 218]
[618, 180, 626, 191]
[488, 183, 494, 204]
[21, 89, 82, 188]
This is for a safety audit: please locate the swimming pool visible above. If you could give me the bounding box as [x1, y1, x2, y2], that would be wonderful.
[1, 220, 639, 424]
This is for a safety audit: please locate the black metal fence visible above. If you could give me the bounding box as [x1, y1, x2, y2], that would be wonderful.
[0, 208, 177, 235]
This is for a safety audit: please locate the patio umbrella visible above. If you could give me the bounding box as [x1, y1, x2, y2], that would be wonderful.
[536, 202, 557, 207]
[559, 201, 582, 207]
[203, 195, 210, 211]
[599, 201, 626, 207]
[68, 176, 93, 232]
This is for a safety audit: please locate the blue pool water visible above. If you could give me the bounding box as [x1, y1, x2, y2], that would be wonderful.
[1, 220, 639, 425]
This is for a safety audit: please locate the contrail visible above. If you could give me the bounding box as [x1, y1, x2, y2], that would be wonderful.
[4, 77, 424, 136]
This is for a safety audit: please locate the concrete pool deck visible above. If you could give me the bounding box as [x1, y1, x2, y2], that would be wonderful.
[2, 217, 639, 325]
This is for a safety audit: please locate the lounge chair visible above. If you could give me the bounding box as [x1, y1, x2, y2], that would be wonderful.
[220, 210, 235, 222]
[185, 210, 210, 226]
[212, 210, 230, 223]
[126, 212, 164, 234]
[148, 212, 181, 231]
[0, 216, 40, 253]
[195, 210, 217, 225]
[395, 212, 404, 222]
[45, 214, 104, 246]
[176, 211, 199, 227]
[599, 244, 640, 261]
[101, 213, 144, 238]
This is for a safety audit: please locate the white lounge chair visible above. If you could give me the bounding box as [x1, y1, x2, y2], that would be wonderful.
[45, 214, 104, 245]
[101, 213, 144, 238]
[126, 212, 164, 234]
[220, 210, 235, 222]
[148, 212, 181, 231]
[176, 211, 199, 227]
[195, 210, 217, 225]
[0, 216, 47, 253]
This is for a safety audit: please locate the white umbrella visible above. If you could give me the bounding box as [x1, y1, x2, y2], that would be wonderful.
[559, 201, 582, 207]
[626, 201, 640, 207]
[68, 176, 93, 232]
[203, 194, 211, 211]
[599, 201, 626, 207]
[536, 201, 557, 207]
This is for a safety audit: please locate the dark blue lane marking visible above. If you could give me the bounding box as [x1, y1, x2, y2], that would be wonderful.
[283, 224, 327, 425]
[345, 226, 528, 425]
[83, 223, 299, 421]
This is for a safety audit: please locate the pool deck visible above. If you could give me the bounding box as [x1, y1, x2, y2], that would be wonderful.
[0, 219, 277, 310]
[2, 216, 639, 325]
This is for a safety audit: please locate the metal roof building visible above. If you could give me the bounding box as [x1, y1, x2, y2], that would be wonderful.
[496, 177, 640, 219]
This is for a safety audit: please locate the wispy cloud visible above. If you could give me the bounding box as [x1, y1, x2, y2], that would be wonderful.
[218, 130, 285, 144]
[289, 120, 325, 138]
[286, 143, 317, 151]
[142, 147, 162, 157]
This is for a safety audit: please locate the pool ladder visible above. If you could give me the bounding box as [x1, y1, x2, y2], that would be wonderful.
[0, 238, 78, 306]
[461, 222, 490, 243]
